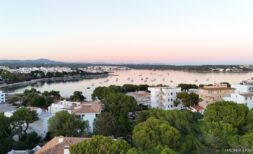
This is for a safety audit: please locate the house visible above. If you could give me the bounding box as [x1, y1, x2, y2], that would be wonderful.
[4, 107, 53, 138]
[187, 105, 205, 114]
[223, 84, 253, 109]
[126, 91, 150, 107]
[35, 136, 89, 154]
[199, 85, 235, 109]
[0, 91, 6, 104]
[48, 100, 103, 131]
[148, 86, 184, 110]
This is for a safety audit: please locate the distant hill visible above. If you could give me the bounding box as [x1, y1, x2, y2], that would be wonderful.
[0, 59, 64, 64]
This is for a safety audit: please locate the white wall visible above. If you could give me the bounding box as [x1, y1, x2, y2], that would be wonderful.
[231, 84, 253, 93]
[77, 113, 97, 131]
[224, 93, 253, 109]
[148, 87, 184, 110]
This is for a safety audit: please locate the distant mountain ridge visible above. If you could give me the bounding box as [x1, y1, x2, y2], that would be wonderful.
[0, 59, 64, 64]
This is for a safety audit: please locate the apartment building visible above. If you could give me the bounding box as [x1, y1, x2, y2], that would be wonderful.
[148, 86, 184, 110]
[199, 85, 235, 108]
[224, 84, 253, 109]
[0, 91, 5, 104]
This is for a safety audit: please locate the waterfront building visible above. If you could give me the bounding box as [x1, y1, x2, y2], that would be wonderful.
[48, 100, 103, 131]
[199, 85, 235, 109]
[126, 91, 151, 107]
[0, 91, 5, 104]
[35, 136, 89, 154]
[148, 86, 184, 110]
[224, 84, 253, 109]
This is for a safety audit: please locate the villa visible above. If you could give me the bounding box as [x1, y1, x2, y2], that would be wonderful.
[48, 100, 103, 131]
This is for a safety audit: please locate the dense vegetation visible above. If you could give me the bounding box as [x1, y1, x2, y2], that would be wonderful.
[9, 88, 61, 108]
[177, 83, 198, 91]
[70, 101, 253, 154]
[48, 111, 89, 137]
[174, 92, 201, 107]
[92, 84, 148, 100]
[0, 108, 41, 154]
[0, 69, 106, 84]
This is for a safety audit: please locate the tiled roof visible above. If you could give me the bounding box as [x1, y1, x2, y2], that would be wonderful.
[199, 87, 235, 91]
[73, 103, 102, 114]
[240, 93, 253, 98]
[35, 137, 88, 154]
[188, 105, 204, 112]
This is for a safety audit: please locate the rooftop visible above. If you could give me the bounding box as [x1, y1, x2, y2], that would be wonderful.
[73, 103, 102, 114]
[35, 136, 89, 154]
[199, 86, 235, 91]
[188, 105, 204, 112]
[240, 93, 253, 98]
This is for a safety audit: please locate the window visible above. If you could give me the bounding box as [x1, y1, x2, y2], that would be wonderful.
[208, 91, 212, 94]
[171, 92, 173, 95]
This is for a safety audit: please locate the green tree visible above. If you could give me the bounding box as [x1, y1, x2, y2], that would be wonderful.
[12, 108, 38, 135]
[201, 121, 237, 149]
[93, 112, 117, 136]
[92, 86, 115, 100]
[0, 113, 12, 138]
[176, 92, 200, 107]
[48, 111, 89, 137]
[69, 135, 131, 154]
[132, 117, 181, 150]
[204, 101, 248, 128]
[103, 93, 137, 116]
[177, 83, 198, 91]
[138, 84, 148, 91]
[30, 96, 46, 107]
[228, 133, 253, 149]
[70, 91, 86, 101]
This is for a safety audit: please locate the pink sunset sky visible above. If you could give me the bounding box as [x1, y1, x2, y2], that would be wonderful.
[0, 0, 253, 64]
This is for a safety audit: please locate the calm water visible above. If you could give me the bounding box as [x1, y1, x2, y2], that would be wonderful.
[5, 70, 253, 101]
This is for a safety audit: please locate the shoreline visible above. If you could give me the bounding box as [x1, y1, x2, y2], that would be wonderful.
[0, 74, 109, 89]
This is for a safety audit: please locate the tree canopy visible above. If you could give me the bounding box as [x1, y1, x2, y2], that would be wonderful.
[69, 135, 131, 154]
[70, 91, 86, 101]
[48, 111, 89, 137]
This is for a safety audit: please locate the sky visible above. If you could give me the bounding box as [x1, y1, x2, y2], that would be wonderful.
[0, 0, 253, 64]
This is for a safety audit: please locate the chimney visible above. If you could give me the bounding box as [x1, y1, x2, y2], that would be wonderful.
[58, 136, 64, 143]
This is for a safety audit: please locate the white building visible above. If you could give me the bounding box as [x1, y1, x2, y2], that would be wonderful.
[224, 84, 253, 109]
[126, 91, 150, 107]
[48, 100, 102, 131]
[0, 91, 6, 104]
[4, 107, 53, 138]
[231, 84, 253, 93]
[148, 86, 184, 110]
